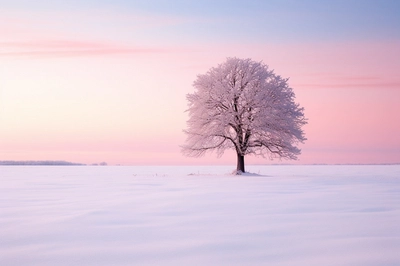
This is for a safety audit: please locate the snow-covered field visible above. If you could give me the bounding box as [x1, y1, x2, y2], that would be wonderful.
[1, 165, 399, 266]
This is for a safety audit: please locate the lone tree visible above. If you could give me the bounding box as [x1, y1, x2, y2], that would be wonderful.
[182, 57, 307, 173]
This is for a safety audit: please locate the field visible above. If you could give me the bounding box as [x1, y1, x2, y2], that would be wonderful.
[1, 165, 399, 265]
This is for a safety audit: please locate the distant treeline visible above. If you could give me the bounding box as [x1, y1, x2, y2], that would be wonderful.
[0, 160, 85, 166]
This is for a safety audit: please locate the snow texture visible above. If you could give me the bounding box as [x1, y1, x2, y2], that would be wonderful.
[1, 165, 399, 266]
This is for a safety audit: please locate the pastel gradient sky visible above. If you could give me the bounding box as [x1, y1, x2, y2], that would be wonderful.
[1, 0, 400, 165]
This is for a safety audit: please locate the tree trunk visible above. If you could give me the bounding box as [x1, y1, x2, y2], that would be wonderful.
[236, 153, 245, 173]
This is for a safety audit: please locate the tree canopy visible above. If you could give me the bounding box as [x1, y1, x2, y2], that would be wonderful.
[182, 57, 307, 173]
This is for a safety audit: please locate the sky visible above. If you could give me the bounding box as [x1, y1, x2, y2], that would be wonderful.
[1, 0, 400, 165]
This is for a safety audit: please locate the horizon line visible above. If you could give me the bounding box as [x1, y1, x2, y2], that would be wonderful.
[1, 160, 399, 166]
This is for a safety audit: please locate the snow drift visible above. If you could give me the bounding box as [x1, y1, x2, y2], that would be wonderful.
[1, 165, 399, 265]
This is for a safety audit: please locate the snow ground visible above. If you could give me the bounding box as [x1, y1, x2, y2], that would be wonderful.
[0, 165, 399, 266]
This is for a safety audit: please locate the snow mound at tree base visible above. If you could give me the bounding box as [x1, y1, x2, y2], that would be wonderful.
[231, 169, 244, 175]
[231, 170, 261, 176]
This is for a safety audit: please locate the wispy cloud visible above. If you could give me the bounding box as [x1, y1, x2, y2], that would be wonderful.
[0, 7, 191, 59]
[0, 40, 167, 58]
[296, 75, 400, 90]
[299, 82, 400, 90]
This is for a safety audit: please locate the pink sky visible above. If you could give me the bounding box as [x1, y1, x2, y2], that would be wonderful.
[1, 1, 399, 165]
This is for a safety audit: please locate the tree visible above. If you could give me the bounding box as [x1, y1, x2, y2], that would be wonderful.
[182, 57, 307, 174]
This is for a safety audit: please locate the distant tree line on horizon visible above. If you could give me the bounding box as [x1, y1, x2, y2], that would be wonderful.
[0, 160, 86, 166]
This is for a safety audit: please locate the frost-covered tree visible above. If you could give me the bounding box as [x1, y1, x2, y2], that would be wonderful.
[182, 57, 307, 174]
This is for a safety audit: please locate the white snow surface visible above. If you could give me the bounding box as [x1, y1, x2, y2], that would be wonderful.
[1, 165, 399, 266]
